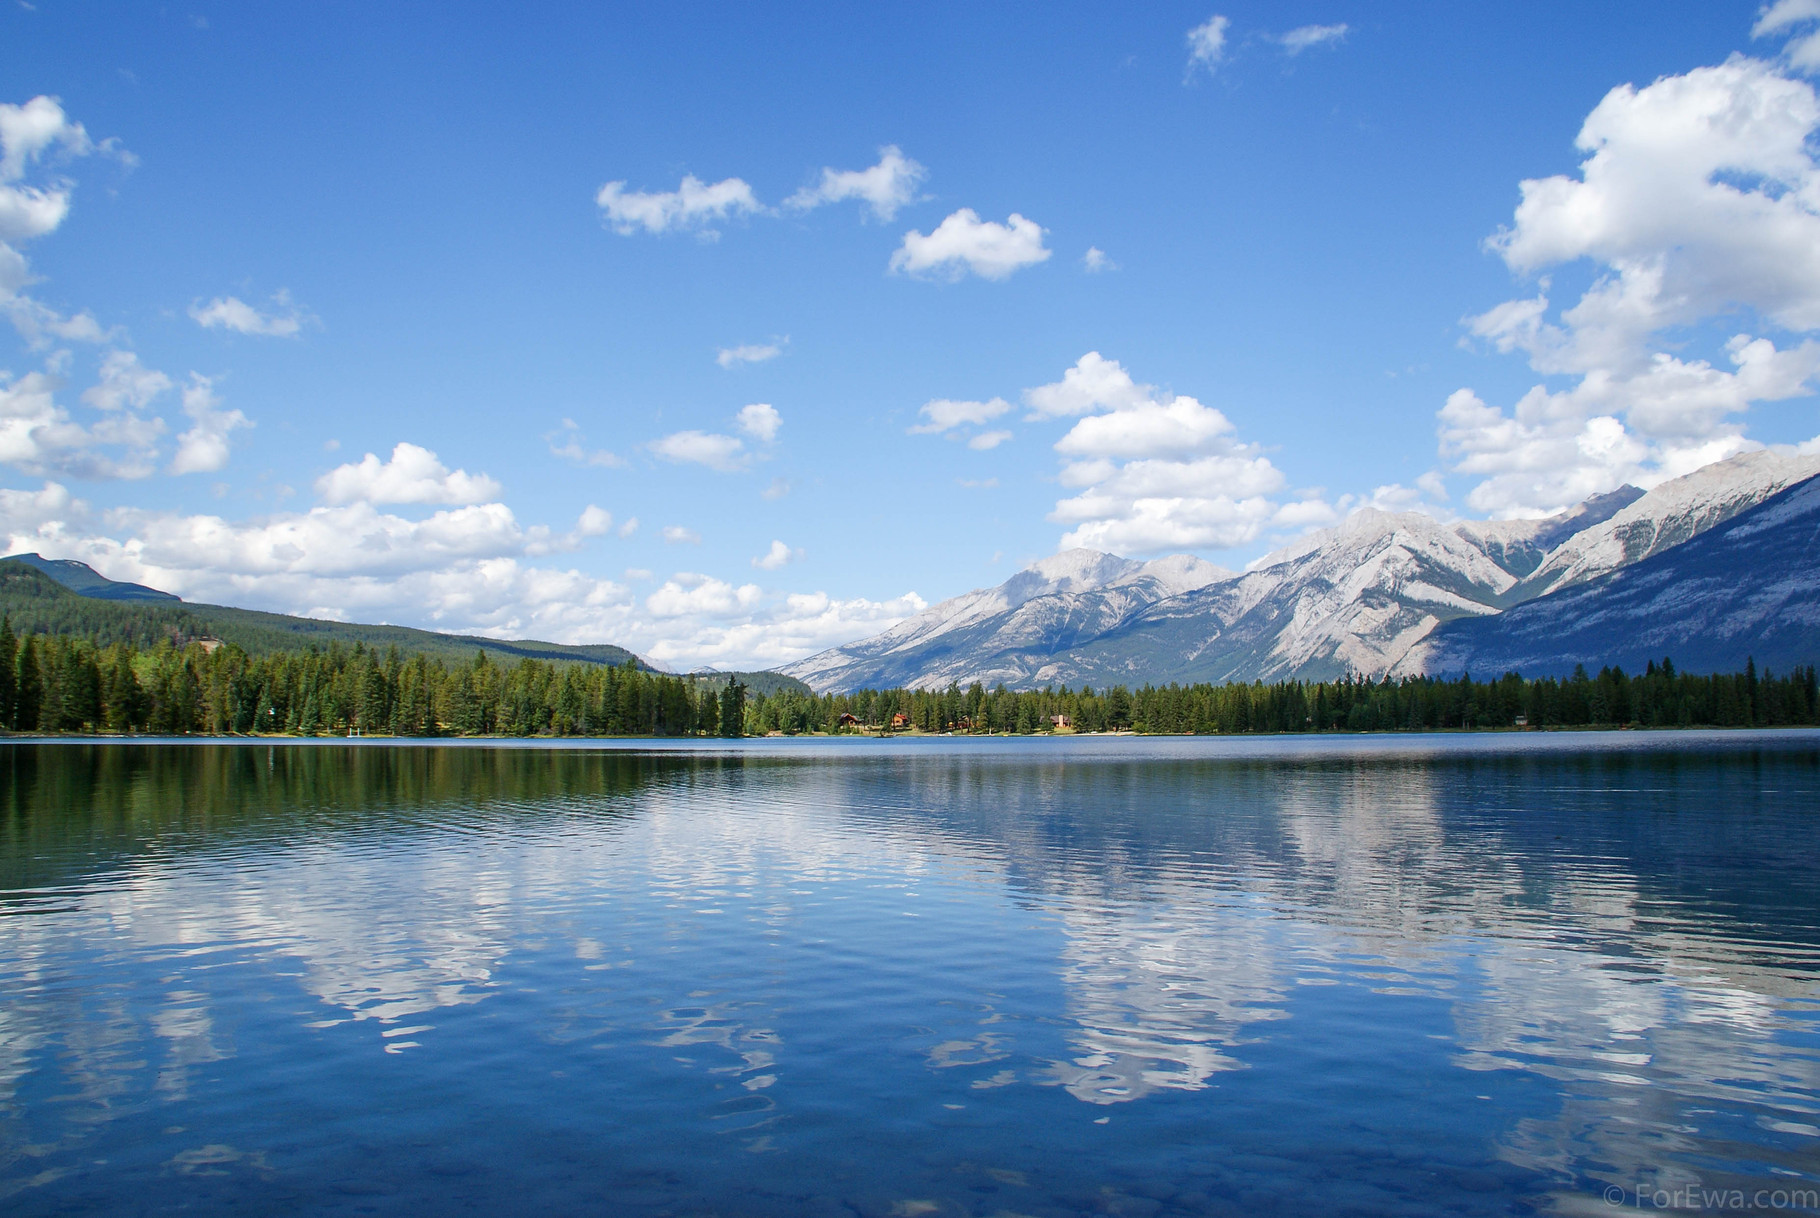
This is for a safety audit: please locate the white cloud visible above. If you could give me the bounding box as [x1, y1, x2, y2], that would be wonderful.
[0, 480, 80, 534]
[0, 97, 122, 347]
[189, 292, 311, 338]
[716, 340, 784, 368]
[1082, 246, 1116, 272]
[547, 418, 626, 468]
[662, 525, 701, 545]
[646, 571, 764, 619]
[786, 145, 927, 221]
[1447, 52, 1820, 515]
[1054, 396, 1242, 461]
[1186, 15, 1230, 78]
[636, 585, 926, 671]
[82, 350, 170, 412]
[762, 477, 791, 500]
[909, 396, 1011, 434]
[168, 374, 252, 476]
[1755, 0, 1820, 71]
[0, 368, 162, 479]
[576, 505, 612, 537]
[0, 485, 927, 673]
[0, 96, 93, 182]
[650, 429, 747, 472]
[617, 516, 639, 538]
[1279, 23, 1348, 54]
[315, 441, 501, 506]
[595, 174, 761, 236]
[0, 95, 92, 242]
[736, 402, 781, 442]
[890, 209, 1051, 281]
[1021, 354, 1301, 554]
[650, 405, 780, 472]
[968, 429, 1012, 451]
[1022, 350, 1150, 418]
[751, 539, 801, 570]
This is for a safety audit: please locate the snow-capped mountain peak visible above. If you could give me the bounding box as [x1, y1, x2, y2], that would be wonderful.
[778, 451, 1820, 693]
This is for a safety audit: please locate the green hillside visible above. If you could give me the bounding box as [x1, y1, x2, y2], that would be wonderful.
[683, 670, 815, 698]
[0, 552, 179, 601]
[0, 560, 649, 669]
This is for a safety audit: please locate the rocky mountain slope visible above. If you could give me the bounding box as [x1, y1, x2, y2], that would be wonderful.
[778, 549, 1230, 692]
[1414, 473, 1820, 678]
[779, 450, 1820, 692]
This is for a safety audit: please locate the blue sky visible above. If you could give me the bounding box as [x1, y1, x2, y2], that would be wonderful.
[4, 1, 1818, 668]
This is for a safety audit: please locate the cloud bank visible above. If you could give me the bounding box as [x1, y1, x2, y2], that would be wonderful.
[1447, 50, 1820, 515]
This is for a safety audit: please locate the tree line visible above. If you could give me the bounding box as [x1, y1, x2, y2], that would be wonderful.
[0, 620, 1812, 737]
[0, 622, 744, 737]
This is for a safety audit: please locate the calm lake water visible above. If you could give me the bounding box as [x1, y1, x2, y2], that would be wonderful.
[0, 733, 1817, 1216]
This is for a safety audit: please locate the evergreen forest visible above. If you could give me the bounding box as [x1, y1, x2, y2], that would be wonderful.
[0, 619, 1812, 738]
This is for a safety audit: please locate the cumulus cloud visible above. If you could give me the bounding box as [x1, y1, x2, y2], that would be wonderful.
[1082, 246, 1116, 273]
[1447, 51, 1820, 515]
[315, 441, 501, 506]
[167, 375, 252, 476]
[646, 571, 763, 618]
[0, 486, 930, 670]
[1023, 350, 1151, 418]
[1029, 354, 1298, 554]
[575, 505, 613, 537]
[662, 525, 701, 545]
[650, 430, 747, 472]
[909, 396, 1011, 435]
[716, 340, 785, 368]
[1279, 23, 1348, 54]
[968, 429, 1012, 450]
[189, 291, 311, 338]
[0, 368, 162, 479]
[786, 145, 926, 221]
[890, 208, 1051, 281]
[0, 485, 927, 676]
[547, 418, 626, 468]
[0, 96, 122, 347]
[82, 350, 170, 412]
[596, 174, 761, 236]
[650, 405, 781, 472]
[1755, 0, 1820, 71]
[1186, 15, 1230, 78]
[0, 95, 93, 241]
[750, 539, 801, 570]
[736, 402, 781, 442]
[0, 96, 94, 180]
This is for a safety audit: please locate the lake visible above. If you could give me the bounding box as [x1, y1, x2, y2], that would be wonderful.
[1, 732, 1817, 1216]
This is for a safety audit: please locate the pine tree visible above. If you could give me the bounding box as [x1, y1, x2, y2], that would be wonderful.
[0, 615, 16, 727]
[15, 635, 41, 731]
[719, 678, 746, 738]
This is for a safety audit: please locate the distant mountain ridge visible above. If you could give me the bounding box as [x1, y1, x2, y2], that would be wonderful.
[0, 559, 659, 672]
[779, 450, 1820, 692]
[2, 552, 182, 602]
[1416, 473, 1820, 678]
[779, 549, 1232, 692]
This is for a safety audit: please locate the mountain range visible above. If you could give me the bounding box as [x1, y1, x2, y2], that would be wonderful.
[779, 450, 1820, 692]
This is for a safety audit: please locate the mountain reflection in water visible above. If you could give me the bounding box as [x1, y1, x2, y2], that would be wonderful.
[0, 734, 1816, 1216]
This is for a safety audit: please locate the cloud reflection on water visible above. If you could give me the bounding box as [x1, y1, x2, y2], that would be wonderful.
[0, 739, 1815, 1209]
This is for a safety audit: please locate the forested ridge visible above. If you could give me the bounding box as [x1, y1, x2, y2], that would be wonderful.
[0, 616, 1812, 738]
[0, 560, 645, 669]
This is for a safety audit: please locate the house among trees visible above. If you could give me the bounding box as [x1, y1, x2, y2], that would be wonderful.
[1050, 713, 1072, 729]
[890, 711, 910, 729]
[836, 712, 862, 728]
